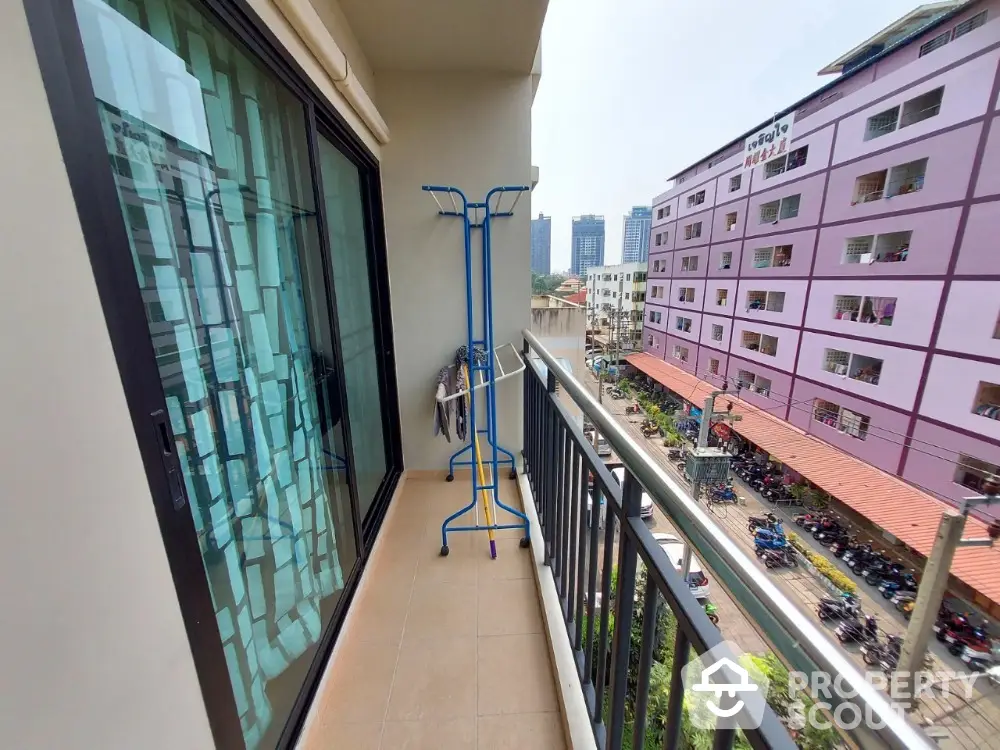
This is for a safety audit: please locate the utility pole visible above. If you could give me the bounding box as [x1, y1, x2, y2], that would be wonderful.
[681, 387, 742, 575]
[614, 279, 623, 383]
[896, 481, 998, 705]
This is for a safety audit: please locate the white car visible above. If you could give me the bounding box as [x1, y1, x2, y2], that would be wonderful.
[652, 532, 710, 600]
[596, 435, 612, 457]
[611, 467, 654, 519]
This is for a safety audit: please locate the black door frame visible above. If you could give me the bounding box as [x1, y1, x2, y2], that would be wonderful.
[21, 0, 402, 748]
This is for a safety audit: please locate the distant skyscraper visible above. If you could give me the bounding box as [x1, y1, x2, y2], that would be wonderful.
[530, 213, 551, 274]
[622, 206, 652, 263]
[571, 215, 605, 276]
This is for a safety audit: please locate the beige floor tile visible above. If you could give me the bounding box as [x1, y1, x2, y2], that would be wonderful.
[477, 634, 558, 715]
[477, 713, 566, 750]
[478, 579, 542, 637]
[318, 640, 398, 723]
[349, 573, 413, 645]
[406, 581, 478, 639]
[477, 538, 532, 580]
[414, 534, 480, 587]
[387, 635, 478, 721]
[381, 718, 477, 749]
[301, 720, 383, 750]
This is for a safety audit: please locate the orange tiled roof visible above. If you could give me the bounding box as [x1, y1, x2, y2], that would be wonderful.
[626, 352, 1000, 607]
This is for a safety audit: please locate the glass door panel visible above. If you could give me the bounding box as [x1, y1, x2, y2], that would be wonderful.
[317, 137, 387, 520]
[72, 0, 357, 746]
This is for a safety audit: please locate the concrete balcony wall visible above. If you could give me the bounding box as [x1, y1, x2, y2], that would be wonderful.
[956, 199, 1000, 274]
[804, 279, 944, 347]
[652, 221, 677, 252]
[936, 281, 1000, 358]
[796, 332, 926, 410]
[708, 239, 744, 278]
[704, 279, 738, 317]
[667, 308, 703, 343]
[787, 379, 910, 473]
[710, 197, 748, 241]
[671, 279, 707, 311]
[671, 245, 710, 277]
[665, 335, 698, 374]
[734, 278, 808, 329]
[747, 124, 835, 194]
[0, 3, 215, 747]
[644, 328, 668, 357]
[644, 301, 670, 333]
[699, 313, 734, 351]
[823, 123, 981, 225]
[974, 114, 1000, 196]
[812, 207, 960, 277]
[728, 318, 800, 372]
[678, 180, 718, 220]
[379, 71, 532, 470]
[726, 354, 793, 414]
[652, 196, 681, 228]
[831, 48, 1000, 165]
[698, 346, 731, 384]
[920, 354, 1000, 443]
[903, 421, 1000, 520]
[744, 173, 825, 238]
[740, 229, 817, 278]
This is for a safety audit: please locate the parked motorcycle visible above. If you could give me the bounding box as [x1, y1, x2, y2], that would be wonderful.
[836, 614, 879, 646]
[961, 642, 998, 671]
[710, 486, 738, 504]
[878, 572, 917, 600]
[817, 593, 861, 621]
[761, 546, 798, 569]
[830, 536, 858, 559]
[625, 402, 641, 415]
[748, 512, 780, 534]
[942, 622, 991, 657]
[864, 562, 904, 587]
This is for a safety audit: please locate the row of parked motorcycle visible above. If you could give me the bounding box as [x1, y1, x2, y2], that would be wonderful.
[731, 456, 802, 504]
[746, 512, 798, 569]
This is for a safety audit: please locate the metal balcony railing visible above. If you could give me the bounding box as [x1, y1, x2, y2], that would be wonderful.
[520, 330, 933, 750]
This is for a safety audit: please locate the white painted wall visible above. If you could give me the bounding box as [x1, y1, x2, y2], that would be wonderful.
[0, 4, 213, 748]
[378, 71, 533, 470]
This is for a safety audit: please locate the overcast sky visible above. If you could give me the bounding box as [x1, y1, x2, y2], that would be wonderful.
[530, 0, 929, 273]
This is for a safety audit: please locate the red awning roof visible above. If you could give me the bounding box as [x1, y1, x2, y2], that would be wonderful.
[626, 352, 1000, 607]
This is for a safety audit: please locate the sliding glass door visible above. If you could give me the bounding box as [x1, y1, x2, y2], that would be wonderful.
[317, 136, 388, 521]
[59, 0, 400, 747]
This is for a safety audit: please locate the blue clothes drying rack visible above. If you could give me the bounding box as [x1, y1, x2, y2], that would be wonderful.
[423, 184, 531, 558]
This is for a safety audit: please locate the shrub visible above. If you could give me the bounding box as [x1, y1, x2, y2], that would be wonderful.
[788, 532, 856, 594]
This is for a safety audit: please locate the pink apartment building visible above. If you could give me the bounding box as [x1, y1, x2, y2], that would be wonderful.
[643, 0, 1000, 517]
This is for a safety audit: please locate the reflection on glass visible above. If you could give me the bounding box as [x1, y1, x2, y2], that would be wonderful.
[317, 138, 388, 520]
[73, 0, 357, 746]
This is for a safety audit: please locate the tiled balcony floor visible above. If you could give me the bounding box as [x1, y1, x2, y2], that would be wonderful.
[300, 474, 567, 750]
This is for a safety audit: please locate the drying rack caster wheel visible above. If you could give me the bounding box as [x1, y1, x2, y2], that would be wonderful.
[519, 536, 530, 549]
[440, 545, 450, 557]
[445, 474, 455, 482]
[508, 469, 517, 480]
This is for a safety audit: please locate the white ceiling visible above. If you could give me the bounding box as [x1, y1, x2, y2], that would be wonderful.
[337, 0, 548, 73]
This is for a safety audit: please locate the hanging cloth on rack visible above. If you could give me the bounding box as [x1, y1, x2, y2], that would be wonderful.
[434, 366, 453, 442]
[455, 364, 468, 442]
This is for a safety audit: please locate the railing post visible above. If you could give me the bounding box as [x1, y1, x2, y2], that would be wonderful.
[607, 470, 641, 750]
[631, 575, 659, 749]
[522, 338, 530, 476]
[544, 368, 557, 564]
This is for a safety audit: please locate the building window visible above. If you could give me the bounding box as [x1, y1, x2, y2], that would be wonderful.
[746, 290, 785, 313]
[673, 345, 690, 362]
[736, 369, 771, 396]
[716, 288, 729, 306]
[648, 310, 662, 324]
[843, 231, 911, 264]
[973, 381, 1000, 420]
[741, 331, 778, 356]
[886, 158, 928, 197]
[687, 190, 706, 208]
[759, 194, 800, 223]
[664, 205, 672, 217]
[626, 273, 631, 280]
[864, 106, 901, 141]
[655, 233, 663, 246]
[955, 453, 1000, 493]
[729, 174, 742, 192]
[901, 87, 944, 128]
[751, 245, 792, 269]
[833, 294, 896, 325]
[823, 348, 883, 385]
[725, 212, 738, 232]
[678, 287, 695, 303]
[657, 207, 665, 219]
[711, 324, 724, 341]
[684, 222, 703, 240]
[680, 255, 699, 272]
[652, 259, 661, 272]
[953, 10, 988, 40]
[814, 399, 871, 440]
[708, 358, 720, 374]
[764, 145, 809, 179]
[719, 251, 733, 270]
[675, 316, 693, 333]
[624, 292, 630, 300]
[648, 334, 655, 347]
[919, 30, 950, 57]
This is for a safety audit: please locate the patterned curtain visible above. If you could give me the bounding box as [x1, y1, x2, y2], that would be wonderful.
[74, 0, 357, 746]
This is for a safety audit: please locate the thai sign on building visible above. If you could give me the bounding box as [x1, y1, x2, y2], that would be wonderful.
[743, 114, 794, 170]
